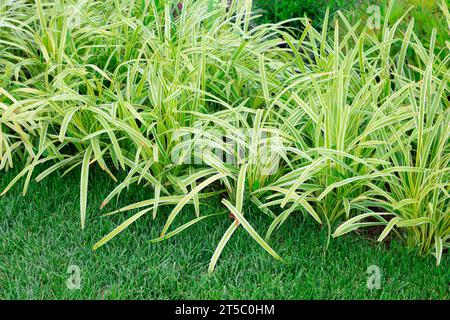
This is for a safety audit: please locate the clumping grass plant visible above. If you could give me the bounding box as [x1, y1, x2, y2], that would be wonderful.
[0, 0, 448, 272]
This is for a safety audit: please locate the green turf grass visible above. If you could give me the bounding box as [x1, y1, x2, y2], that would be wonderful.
[1, 167, 448, 299]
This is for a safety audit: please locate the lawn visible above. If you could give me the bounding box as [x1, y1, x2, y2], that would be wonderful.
[1, 167, 448, 299]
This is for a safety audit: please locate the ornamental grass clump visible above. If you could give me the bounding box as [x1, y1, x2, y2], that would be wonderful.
[0, 0, 448, 271]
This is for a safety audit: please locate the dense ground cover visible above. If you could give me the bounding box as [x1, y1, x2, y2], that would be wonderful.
[1, 167, 449, 299]
[0, 0, 449, 288]
[253, 0, 358, 30]
[253, 0, 450, 40]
